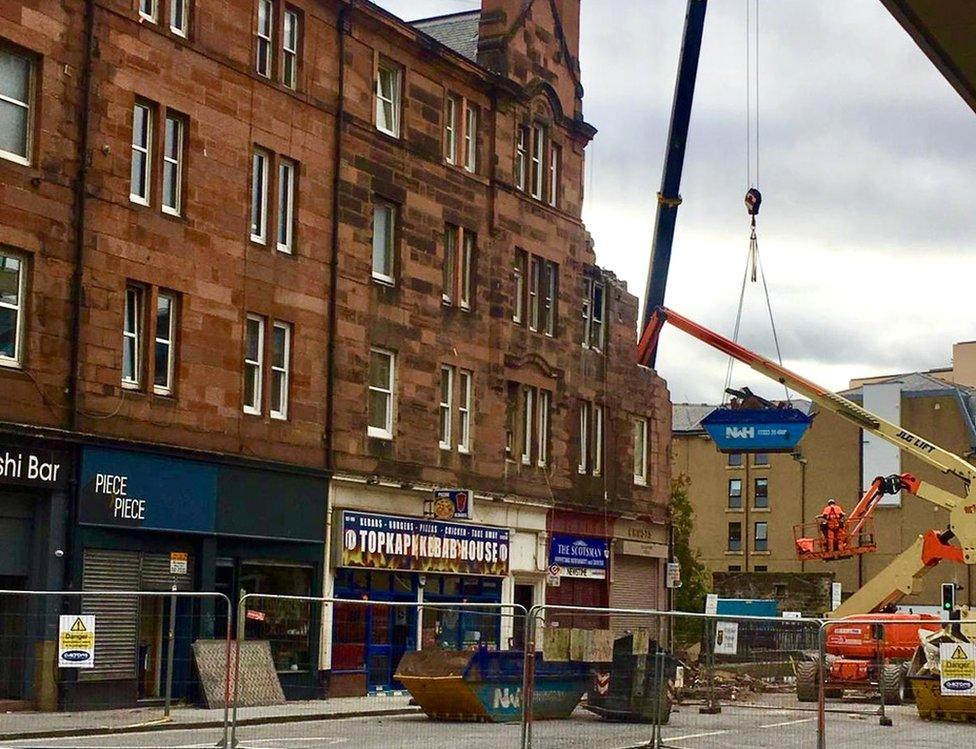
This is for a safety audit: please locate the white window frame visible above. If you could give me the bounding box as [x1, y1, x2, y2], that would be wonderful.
[528, 256, 540, 332]
[458, 369, 472, 454]
[578, 400, 590, 474]
[512, 251, 525, 323]
[548, 142, 559, 207]
[515, 126, 528, 191]
[583, 277, 605, 351]
[0, 251, 26, 367]
[270, 320, 291, 420]
[153, 292, 177, 395]
[243, 314, 265, 415]
[256, 0, 274, 78]
[161, 114, 184, 216]
[375, 60, 401, 138]
[169, 0, 189, 36]
[139, 0, 157, 23]
[250, 149, 269, 243]
[282, 7, 299, 89]
[460, 231, 474, 310]
[368, 347, 395, 440]
[130, 103, 152, 206]
[444, 95, 458, 164]
[463, 104, 477, 173]
[442, 224, 457, 305]
[0, 49, 34, 166]
[633, 417, 648, 485]
[520, 387, 534, 466]
[122, 286, 143, 389]
[593, 404, 603, 476]
[276, 159, 295, 253]
[537, 390, 550, 468]
[530, 125, 544, 200]
[542, 260, 556, 336]
[439, 365, 453, 450]
[372, 199, 396, 284]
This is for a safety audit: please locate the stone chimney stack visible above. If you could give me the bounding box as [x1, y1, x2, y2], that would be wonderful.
[478, 0, 581, 79]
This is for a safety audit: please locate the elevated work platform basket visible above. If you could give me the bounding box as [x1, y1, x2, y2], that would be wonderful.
[794, 519, 877, 562]
[701, 407, 812, 453]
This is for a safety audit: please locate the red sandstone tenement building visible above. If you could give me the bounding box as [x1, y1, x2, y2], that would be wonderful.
[0, 0, 670, 706]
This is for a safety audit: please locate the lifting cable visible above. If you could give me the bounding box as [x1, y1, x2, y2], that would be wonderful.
[723, 0, 791, 405]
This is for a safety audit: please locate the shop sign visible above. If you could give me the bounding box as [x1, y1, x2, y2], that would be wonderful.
[424, 489, 473, 520]
[169, 552, 188, 575]
[940, 643, 976, 696]
[547, 534, 609, 579]
[79, 447, 218, 533]
[58, 615, 95, 668]
[666, 561, 682, 589]
[339, 511, 510, 576]
[0, 442, 70, 490]
[714, 621, 738, 656]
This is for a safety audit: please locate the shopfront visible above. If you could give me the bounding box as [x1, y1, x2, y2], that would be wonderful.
[609, 517, 669, 634]
[545, 510, 612, 629]
[67, 445, 327, 708]
[325, 480, 547, 696]
[0, 436, 71, 707]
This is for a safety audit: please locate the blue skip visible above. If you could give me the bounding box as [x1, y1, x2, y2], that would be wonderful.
[701, 407, 812, 453]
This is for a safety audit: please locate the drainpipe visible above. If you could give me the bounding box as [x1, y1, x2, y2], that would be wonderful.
[324, 1, 352, 470]
[68, 0, 96, 431]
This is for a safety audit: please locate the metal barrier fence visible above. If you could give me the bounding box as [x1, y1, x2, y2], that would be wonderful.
[0, 589, 232, 746]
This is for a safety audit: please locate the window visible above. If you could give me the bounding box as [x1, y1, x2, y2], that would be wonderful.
[243, 315, 264, 414]
[458, 369, 472, 453]
[0, 251, 26, 367]
[728, 452, 743, 467]
[442, 225, 457, 305]
[169, 0, 189, 36]
[754, 521, 768, 552]
[633, 417, 648, 485]
[514, 384, 550, 467]
[139, 0, 157, 23]
[537, 390, 550, 468]
[375, 60, 401, 137]
[728, 478, 742, 509]
[442, 225, 473, 309]
[754, 565, 768, 572]
[122, 286, 143, 388]
[528, 256, 540, 331]
[445, 95, 459, 164]
[728, 565, 742, 572]
[583, 277, 605, 351]
[521, 387, 534, 466]
[282, 7, 300, 89]
[728, 522, 742, 552]
[460, 232, 474, 309]
[578, 400, 590, 474]
[515, 126, 528, 191]
[372, 200, 395, 284]
[512, 250, 526, 323]
[439, 365, 453, 449]
[250, 149, 269, 242]
[463, 105, 477, 172]
[256, 0, 274, 77]
[153, 292, 177, 394]
[593, 405, 603, 476]
[162, 115, 184, 215]
[542, 260, 557, 336]
[368, 348, 395, 439]
[0, 47, 33, 165]
[548, 143, 560, 207]
[754, 477, 769, 509]
[277, 159, 296, 253]
[270, 321, 290, 419]
[754, 452, 769, 466]
[530, 125, 545, 199]
[130, 103, 153, 205]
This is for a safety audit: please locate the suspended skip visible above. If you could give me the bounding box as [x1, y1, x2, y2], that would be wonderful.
[701, 405, 812, 453]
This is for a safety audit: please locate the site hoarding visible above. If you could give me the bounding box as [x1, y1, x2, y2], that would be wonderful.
[338, 510, 510, 576]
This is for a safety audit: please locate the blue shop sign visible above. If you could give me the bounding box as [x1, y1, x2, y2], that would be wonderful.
[548, 534, 609, 579]
[79, 447, 218, 533]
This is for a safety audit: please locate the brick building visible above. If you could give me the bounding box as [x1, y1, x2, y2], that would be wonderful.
[0, 0, 670, 707]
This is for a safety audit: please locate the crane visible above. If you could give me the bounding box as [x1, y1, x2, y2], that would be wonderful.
[638, 305, 976, 619]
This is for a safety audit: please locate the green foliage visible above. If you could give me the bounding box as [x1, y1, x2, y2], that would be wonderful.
[669, 473, 710, 644]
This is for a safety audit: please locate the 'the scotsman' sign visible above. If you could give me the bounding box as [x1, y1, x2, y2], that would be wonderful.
[339, 511, 510, 576]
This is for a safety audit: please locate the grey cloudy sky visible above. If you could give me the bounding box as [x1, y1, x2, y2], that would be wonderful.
[376, 0, 976, 403]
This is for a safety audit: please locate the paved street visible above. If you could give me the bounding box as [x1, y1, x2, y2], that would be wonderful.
[1, 701, 969, 749]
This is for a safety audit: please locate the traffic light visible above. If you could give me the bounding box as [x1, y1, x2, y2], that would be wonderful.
[942, 582, 956, 612]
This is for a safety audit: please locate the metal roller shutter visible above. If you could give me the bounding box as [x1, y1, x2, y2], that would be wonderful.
[141, 552, 193, 591]
[81, 549, 140, 682]
[610, 554, 660, 635]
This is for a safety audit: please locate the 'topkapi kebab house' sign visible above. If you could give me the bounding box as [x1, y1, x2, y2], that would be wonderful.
[339, 510, 510, 576]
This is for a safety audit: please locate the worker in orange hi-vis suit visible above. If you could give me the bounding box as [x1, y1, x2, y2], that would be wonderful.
[818, 499, 847, 553]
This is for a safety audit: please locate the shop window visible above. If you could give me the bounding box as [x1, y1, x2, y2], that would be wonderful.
[728, 522, 742, 552]
[728, 478, 742, 509]
[240, 562, 313, 672]
[755, 477, 769, 509]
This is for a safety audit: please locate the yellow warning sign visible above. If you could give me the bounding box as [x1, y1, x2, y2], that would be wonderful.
[58, 614, 95, 668]
[70, 617, 87, 632]
[950, 645, 968, 660]
[940, 642, 976, 696]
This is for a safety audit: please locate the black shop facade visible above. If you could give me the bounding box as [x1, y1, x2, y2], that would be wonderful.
[67, 444, 327, 709]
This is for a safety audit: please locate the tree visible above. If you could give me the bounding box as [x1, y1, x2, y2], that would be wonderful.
[669, 473, 710, 644]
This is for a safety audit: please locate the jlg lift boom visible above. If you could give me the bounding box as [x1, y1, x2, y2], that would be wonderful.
[639, 305, 976, 618]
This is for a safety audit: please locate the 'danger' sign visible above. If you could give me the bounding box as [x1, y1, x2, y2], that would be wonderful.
[339, 511, 510, 576]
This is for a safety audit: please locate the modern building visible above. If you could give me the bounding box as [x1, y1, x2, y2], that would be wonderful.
[0, 0, 671, 708]
[673, 341, 976, 612]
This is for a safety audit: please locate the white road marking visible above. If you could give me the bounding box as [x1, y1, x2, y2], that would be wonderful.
[239, 740, 347, 748]
[661, 730, 730, 742]
[760, 717, 816, 729]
